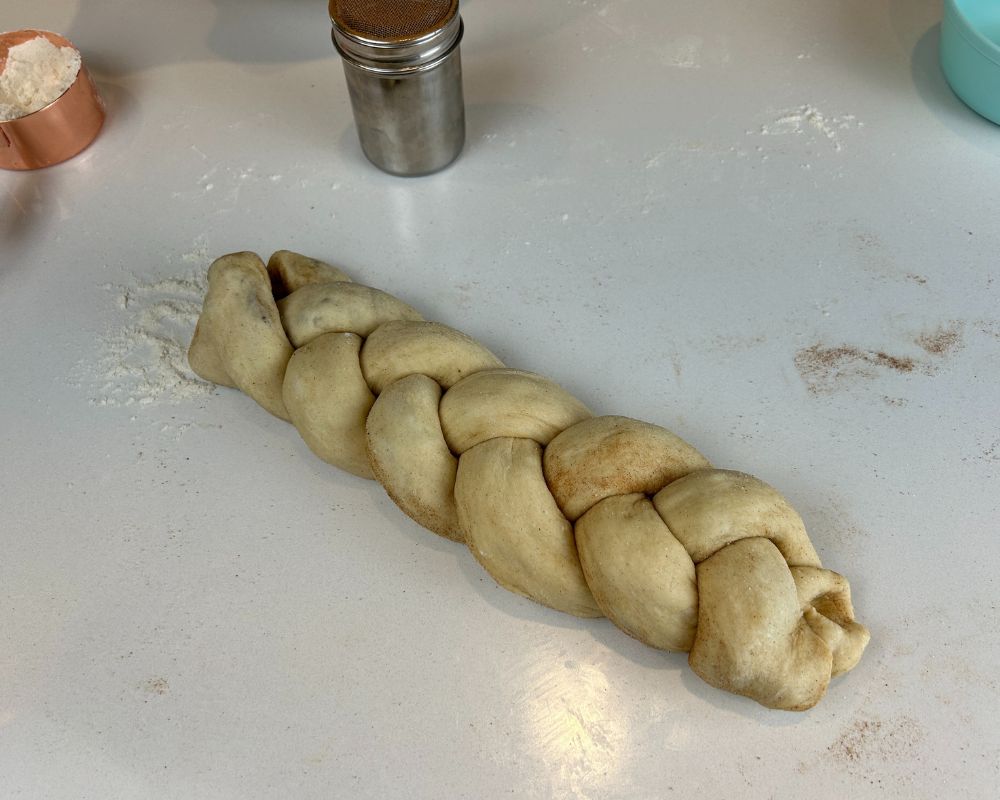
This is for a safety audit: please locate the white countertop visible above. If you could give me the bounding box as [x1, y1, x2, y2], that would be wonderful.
[3, 1, 998, 797]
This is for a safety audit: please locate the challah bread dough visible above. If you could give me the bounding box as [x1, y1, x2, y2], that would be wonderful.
[188, 251, 293, 420]
[188, 250, 870, 711]
[365, 374, 463, 541]
[690, 537, 835, 711]
[278, 282, 423, 348]
[575, 493, 698, 652]
[456, 437, 603, 618]
[283, 332, 375, 478]
[360, 320, 504, 394]
[544, 415, 712, 522]
[439, 369, 592, 453]
[653, 469, 822, 566]
[266, 250, 352, 296]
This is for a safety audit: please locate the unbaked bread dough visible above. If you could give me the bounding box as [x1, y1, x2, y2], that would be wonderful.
[188, 249, 870, 710]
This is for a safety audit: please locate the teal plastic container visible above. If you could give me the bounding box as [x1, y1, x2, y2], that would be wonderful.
[941, 0, 1000, 125]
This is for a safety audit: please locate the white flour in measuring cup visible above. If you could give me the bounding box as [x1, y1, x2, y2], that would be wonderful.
[0, 35, 82, 121]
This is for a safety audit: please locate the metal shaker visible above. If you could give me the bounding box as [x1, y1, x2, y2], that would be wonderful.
[330, 0, 466, 176]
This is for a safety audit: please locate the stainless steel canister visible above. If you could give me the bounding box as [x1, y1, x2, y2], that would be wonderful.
[330, 0, 465, 176]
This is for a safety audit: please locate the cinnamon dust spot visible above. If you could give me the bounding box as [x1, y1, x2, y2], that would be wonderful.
[796, 323, 965, 395]
[794, 344, 915, 394]
[141, 677, 170, 695]
[915, 323, 963, 356]
[828, 716, 924, 766]
[978, 320, 1000, 340]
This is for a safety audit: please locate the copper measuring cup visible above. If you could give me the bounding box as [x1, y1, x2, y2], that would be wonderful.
[0, 29, 105, 171]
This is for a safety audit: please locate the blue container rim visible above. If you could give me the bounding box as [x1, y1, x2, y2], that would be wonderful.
[945, 0, 1000, 67]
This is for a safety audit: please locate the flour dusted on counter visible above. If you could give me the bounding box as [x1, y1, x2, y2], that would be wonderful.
[81, 270, 215, 407]
[753, 104, 862, 152]
[0, 35, 81, 121]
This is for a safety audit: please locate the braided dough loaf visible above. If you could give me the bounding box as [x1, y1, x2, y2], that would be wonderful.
[189, 250, 870, 711]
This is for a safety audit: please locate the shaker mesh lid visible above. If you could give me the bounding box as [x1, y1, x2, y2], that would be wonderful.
[330, 0, 459, 44]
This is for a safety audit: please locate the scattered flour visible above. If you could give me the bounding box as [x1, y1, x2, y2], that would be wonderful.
[663, 35, 704, 69]
[658, 34, 731, 70]
[0, 35, 81, 121]
[644, 151, 667, 169]
[76, 260, 215, 408]
[752, 105, 862, 152]
[180, 238, 210, 265]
